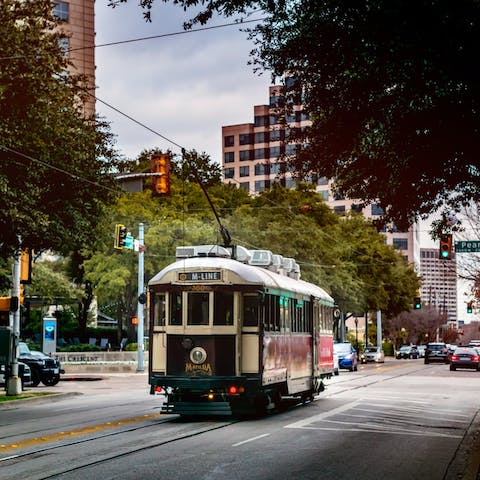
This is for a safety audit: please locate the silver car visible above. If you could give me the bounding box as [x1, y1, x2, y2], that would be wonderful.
[360, 346, 385, 364]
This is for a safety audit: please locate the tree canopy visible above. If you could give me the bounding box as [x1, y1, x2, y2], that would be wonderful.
[115, 0, 480, 230]
[0, 0, 118, 258]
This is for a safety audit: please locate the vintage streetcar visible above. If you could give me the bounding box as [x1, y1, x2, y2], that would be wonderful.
[148, 244, 335, 417]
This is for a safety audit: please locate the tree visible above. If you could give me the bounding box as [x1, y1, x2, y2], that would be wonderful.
[0, 1, 118, 258]
[116, 0, 480, 230]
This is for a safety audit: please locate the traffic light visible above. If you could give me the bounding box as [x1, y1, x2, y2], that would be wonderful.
[439, 233, 453, 260]
[0, 296, 18, 326]
[131, 315, 138, 325]
[413, 297, 421, 309]
[467, 301, 473, 314]
[114, 224, 127, 250]
[151, 153, 171, 196]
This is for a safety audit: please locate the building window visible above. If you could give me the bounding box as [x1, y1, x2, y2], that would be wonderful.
[393, 238, 408, 250]
[334, 192, 345, 201]
[255, 180, 270, 192]
[269, 114, 280, 125]
[269, 146, 281, 159]
[270, 163, 282, 175]
[224, 135, 234, 147]
[58, 37, 70, 57]
[255, 163, 270, 176]
[285, 177, 296, 189]
[351, 204, 363, 213]
[254, 148, 267, 160]
[239, 133, 252, 145]
[371, 204, 385, 216]
[239, 150, 252, 161]
[224, 167, 234, 179]
[285, 144, 297, 156]
[317, 176, 328, 185]
[224, 151, 234, 163]
[239, 182, 250, 192]
[53, 1, 69, 21]
[318, 190, 329, 201]
[269, 95, 284, 107]
[239, 166, 249, 177]
[254, 115, 268, 127]
[334, 205, 346, 215]
[270, 129, 285, 142]
[255, 131, 269, 143]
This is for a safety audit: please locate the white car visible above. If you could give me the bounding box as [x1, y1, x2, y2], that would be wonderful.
[360, 346, 385, 363]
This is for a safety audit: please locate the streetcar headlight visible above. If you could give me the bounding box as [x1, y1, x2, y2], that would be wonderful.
[190, 347, 207, 365]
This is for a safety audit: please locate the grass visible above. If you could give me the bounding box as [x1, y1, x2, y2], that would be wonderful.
[0, 391, 55, 403]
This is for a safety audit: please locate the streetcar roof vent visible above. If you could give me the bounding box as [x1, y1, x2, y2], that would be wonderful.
[248, 249, 273, 267]
[268, 254, 284, 273]
[226, 245, 251, 263]
[287, 261, 301, 279]
[175, 245, 231, 259]
[282, 257, 295, 272]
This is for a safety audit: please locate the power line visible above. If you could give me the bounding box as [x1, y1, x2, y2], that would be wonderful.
[0, 144, 120, 194]
[0, 17, 266, 62]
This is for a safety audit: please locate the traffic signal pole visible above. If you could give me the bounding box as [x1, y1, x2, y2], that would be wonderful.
[136, 223, 145, 372]
[7, 248, 22, 395]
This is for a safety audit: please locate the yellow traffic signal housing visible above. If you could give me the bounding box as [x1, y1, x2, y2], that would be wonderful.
[151, 154, 171, 196]
[20, 249, 33, 284]
[439, 234, 453, 259]
[114, 223, 126, 250]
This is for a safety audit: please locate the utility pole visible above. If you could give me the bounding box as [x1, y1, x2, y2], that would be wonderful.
[136, 223, 145, 372]
[376, 310, 382, 350]
[7, 248, 22, 395]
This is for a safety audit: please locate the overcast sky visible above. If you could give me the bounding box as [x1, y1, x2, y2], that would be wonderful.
[95, 1, 271, 164]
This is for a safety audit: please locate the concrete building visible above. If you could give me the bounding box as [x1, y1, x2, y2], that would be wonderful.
[420, 247, 458, 323]
[222, 84, 420, 266]
[54, 0, 95, 116]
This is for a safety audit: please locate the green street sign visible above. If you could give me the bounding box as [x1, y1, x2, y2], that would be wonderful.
[455, 240, 480, 253]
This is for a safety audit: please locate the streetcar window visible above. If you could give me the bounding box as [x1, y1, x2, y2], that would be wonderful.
[187, 292, 209, 325]
[214, 291, 233, 325]
[243, 295, 258, 327]
[169, 292, 182, 325]
[153, 293, 166, 326]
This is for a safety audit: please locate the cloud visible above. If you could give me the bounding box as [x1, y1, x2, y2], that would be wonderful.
[95, 1, 271, 163]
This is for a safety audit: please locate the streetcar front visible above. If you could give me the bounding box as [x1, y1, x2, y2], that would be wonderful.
[148, 247, 264, 416]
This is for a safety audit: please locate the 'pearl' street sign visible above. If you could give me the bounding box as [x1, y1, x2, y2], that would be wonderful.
[455, 240, 480, 253]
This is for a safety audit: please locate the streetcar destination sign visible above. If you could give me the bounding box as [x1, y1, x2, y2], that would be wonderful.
[455, 240, 480, 253]
[178, 271, 221, 281]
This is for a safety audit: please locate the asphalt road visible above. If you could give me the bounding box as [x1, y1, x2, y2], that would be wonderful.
[1, 359, 479, 480]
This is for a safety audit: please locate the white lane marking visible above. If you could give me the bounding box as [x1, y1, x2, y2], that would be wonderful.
[358, 403, 471, 417]
[291, 426, 462, 438]
[341, 411, 466, 425]
[285, 400, 361, 429]
[232, 433, 270, 447]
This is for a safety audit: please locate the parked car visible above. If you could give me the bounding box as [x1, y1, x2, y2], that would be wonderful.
[333, 342, 358, 372]
[396, 345, 419, 359]
[416, 345, 426, 358]
[18, 342, 64, 386]
[424, 342, 449, 364]
[0, 360, 32, 389]
[360, 346, 385, 364]
[449, 347, 480, 371]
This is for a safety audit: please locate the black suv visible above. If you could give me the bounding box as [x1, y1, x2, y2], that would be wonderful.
[424, 342, 449, 364]
[18, 342, 64, 386]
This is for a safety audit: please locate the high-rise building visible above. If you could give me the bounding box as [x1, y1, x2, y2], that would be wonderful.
[419, 248, 458, 323]
[222, 83, 420, 266]
[54, 0, 95, 116]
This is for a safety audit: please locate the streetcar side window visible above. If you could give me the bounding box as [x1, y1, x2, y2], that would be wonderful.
[153, 293, 166, 326]
[169, 291, 182, 325]
[243, 295, 258, 327]
[214, 291, 233, 325]
[187, 292, 209, 325]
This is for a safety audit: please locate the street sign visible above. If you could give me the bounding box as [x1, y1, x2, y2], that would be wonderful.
[455, 240, 480, 253]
